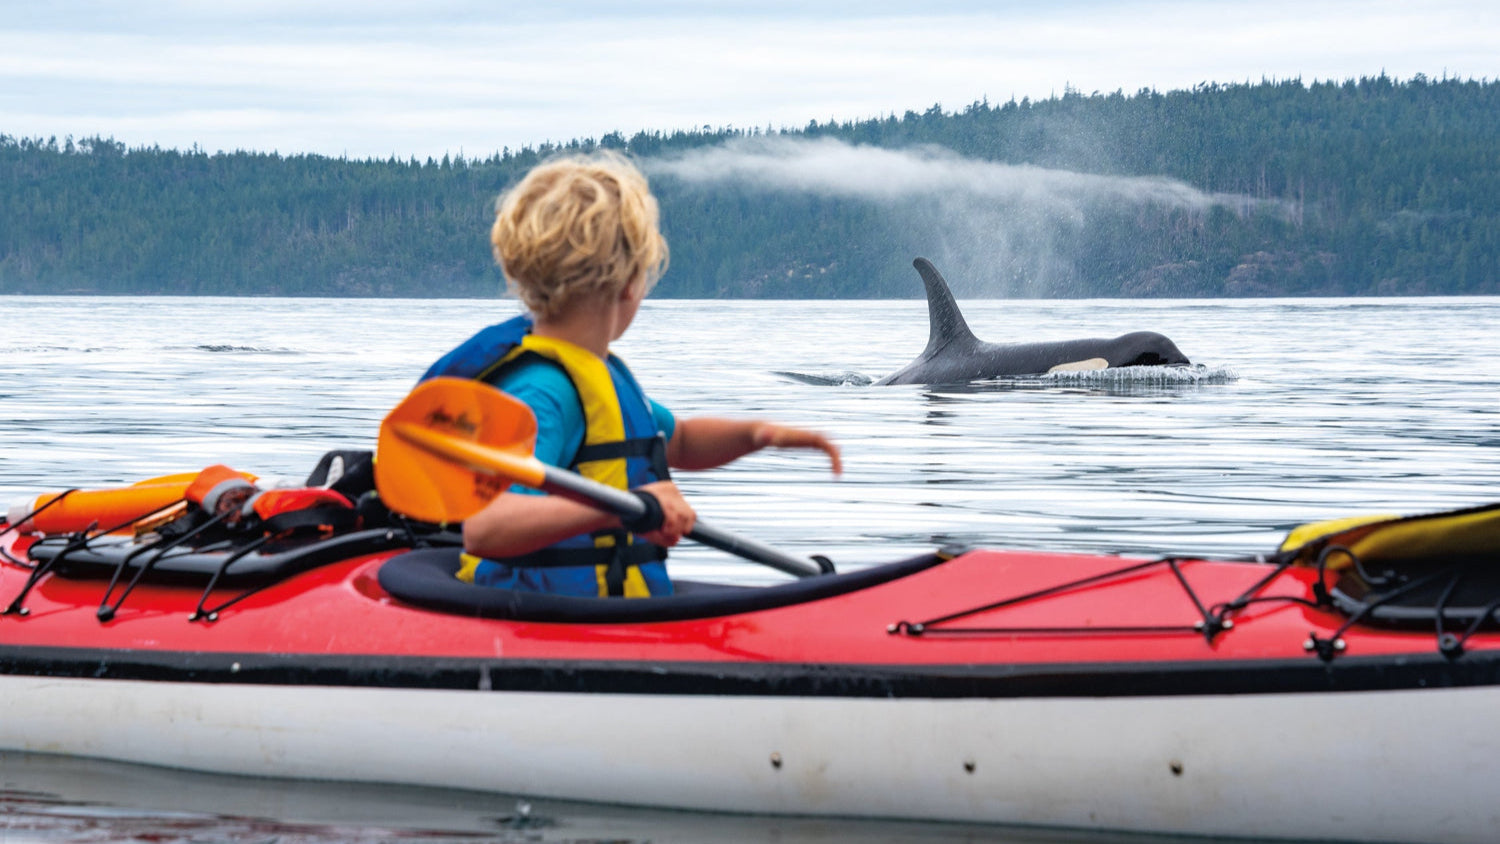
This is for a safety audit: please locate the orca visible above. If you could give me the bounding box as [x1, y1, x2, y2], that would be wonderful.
[875, 258, 1190, 386]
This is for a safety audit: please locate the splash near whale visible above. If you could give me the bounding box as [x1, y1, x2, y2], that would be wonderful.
[875, 258, 1190, 386]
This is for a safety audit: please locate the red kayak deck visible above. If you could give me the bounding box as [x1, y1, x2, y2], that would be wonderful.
[3, 531, 1482, 668]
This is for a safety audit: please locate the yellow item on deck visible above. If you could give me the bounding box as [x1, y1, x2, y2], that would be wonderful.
[1279, 503, 1500, 570]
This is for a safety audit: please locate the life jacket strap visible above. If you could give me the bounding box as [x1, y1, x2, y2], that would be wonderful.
[603, 530, 630, 597]
[576, 433, 671, 481]
[494, 540, 666, 571]
[575, 437, 660, 462]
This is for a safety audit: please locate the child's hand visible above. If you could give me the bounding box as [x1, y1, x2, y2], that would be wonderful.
[751, 424, 843, 476]
[631, 480, 696, 547]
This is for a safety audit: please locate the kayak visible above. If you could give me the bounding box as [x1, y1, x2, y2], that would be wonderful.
[3, 458, 1499, 844]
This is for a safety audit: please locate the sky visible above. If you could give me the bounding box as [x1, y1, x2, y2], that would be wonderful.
[2, 0, 1497, 161]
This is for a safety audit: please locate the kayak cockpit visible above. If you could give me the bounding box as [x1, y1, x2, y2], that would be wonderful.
[375, 546, 949, 623]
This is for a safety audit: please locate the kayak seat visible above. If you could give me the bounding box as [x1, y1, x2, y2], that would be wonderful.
[376, 547, 945, 623]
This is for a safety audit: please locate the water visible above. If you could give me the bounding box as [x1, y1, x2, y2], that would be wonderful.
[2, 294, 1498, 840]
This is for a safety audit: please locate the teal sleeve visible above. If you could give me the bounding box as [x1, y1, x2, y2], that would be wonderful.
[650, 399, 675, 443]
[494, 362, 585, 494]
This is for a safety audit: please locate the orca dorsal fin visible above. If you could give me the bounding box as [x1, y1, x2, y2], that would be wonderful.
[913, 258, 978, 356]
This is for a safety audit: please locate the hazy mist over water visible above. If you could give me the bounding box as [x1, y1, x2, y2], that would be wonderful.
[651, 137, 1261, 211]
[648, 138, 1286, 295]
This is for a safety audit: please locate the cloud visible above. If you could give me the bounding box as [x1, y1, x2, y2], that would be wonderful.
[0, 0, 1495, 158]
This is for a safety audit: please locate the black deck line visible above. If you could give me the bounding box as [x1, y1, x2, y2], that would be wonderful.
[4, 644, 1499, 699]
[28, 529, 410, 586]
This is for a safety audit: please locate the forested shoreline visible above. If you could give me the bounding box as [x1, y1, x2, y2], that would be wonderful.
[2, 74, 1496, 298]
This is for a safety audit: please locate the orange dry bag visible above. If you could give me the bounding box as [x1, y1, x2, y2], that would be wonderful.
[6, 467, 256, 535]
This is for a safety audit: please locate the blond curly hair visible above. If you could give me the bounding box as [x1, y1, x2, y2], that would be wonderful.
[491, 152, 669, 321]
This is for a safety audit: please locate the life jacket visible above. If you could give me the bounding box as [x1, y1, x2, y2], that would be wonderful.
[420, 314, 672, 598]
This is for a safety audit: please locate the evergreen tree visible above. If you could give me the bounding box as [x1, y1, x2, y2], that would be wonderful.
[1, 76, 1495, 297]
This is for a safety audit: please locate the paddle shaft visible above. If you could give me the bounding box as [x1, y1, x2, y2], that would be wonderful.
[391, 423, 824, 578]
[534, 465, 822, 578]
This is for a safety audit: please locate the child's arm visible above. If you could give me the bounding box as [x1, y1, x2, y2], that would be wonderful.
[666, 417, 842, 475]
[464, 492, 618, 558]
[463, 480, 696, 558]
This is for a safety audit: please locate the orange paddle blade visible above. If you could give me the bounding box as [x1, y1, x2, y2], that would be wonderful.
[375, 377, 541, 524]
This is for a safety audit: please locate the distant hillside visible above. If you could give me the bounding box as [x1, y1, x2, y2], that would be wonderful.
[2, 74, 1496, 297]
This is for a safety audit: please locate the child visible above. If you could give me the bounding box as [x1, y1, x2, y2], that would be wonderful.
[421, 152, 841, 598]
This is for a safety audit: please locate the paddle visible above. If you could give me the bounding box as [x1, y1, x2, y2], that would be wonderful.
[375, 377, 827, 579]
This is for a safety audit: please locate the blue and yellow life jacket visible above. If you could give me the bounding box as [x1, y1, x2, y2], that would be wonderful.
[420, 315, 671, 597]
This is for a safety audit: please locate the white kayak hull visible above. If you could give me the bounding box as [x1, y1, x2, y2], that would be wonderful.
[3, 673, 1495, 843]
